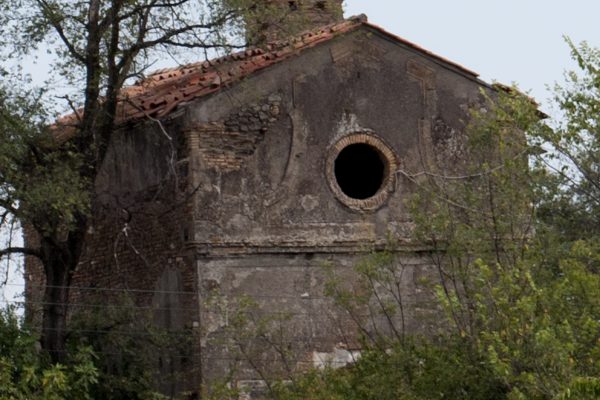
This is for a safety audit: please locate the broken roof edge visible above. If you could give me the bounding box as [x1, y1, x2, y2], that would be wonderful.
[139, 14, 480, 87]
[137, 14, 369, 88]
[361, 20, 479, 79]
[52, 14, 499, 139]
[491, 82, 548, 119]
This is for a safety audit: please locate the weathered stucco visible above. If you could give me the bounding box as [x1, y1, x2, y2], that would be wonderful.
[26, 23, 493, 398]
[179, 26, 490, 391]
[185, 27, 486, 252]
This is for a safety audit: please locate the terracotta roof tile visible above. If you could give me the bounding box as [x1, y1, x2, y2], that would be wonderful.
[53, 14, 480, 137]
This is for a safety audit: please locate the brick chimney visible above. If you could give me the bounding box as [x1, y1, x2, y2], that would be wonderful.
[246, 0, 344, 46]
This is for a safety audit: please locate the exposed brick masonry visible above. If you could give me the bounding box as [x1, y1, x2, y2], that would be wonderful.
[189, 94, 282, 171]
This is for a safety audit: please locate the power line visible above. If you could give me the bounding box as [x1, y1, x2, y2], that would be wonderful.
[2, 282, 352, 300]
[0, 297, 437, 315]
[4, 282, 436, 301]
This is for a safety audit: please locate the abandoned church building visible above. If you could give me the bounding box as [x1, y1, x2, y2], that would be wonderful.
[25, 0, 503, 397]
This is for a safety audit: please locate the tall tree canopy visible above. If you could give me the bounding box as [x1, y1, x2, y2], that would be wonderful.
[0, 0, 260, 362]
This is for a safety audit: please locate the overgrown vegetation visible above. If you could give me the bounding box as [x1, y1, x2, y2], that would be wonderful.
[0, 307, 98, 399]
[269, 41, 600, 400]
[66, 293, 184, 400]
[0, 0, 265, 362]
[1, 1, 600, 396]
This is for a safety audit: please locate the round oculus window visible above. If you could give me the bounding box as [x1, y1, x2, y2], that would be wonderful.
[326, 133, 397, 211]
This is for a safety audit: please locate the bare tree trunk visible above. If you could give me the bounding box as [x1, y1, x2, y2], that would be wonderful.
[39, 221, 86, 363]
[41, 255, 72, 363]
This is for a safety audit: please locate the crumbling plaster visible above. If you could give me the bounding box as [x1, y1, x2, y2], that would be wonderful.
[25, 24, 496, 393]
[182, 28, 486, 253]
[172, 26, 491, 385]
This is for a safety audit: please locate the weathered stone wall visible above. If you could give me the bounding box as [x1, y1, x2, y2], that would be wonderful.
[197, 252, 438, 384]
[25, 24, 493, 398]
[181, 26, 492, 393]
[75, 120, 201, 396]
[185, 28, 487, 249]
[24, 119, 203, 397]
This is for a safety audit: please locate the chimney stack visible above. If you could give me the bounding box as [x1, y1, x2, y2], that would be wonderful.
[246, 0, 344, 47]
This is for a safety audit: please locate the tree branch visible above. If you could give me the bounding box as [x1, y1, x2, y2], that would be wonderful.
[0, 199, 19, 216]
[57, 95, 83, 125]
[109, 0, 191, 27]
[0, 247, 41, 259]
[130, 9, 238, 54]
[34, 0, 86, 64]
[0, 209, 9, 226]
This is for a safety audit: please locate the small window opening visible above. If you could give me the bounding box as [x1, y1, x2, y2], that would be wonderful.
[288, 1, 298, 10]
[334, 143, 385, 200]
[314, 1, 327, 10]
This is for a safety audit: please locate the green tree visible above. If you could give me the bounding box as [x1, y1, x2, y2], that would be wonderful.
[534, 40, 600, 241]
[272, 40, 600, 400]
[0, 306, 98, 399]
[66, 293, 177, 400]
[0, 0, 262, 362]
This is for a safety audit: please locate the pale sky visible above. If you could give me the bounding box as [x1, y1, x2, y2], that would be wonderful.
[15, 1, 600, 113]
[345, 0, 600, 114]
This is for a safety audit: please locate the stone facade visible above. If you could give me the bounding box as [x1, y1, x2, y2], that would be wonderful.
[26, 14, 495, 399]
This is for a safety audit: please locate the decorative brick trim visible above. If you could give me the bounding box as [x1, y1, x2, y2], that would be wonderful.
[326, 132, 397, 212]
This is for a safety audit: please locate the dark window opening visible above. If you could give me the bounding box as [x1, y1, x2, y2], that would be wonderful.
[334, 143, 386, 200]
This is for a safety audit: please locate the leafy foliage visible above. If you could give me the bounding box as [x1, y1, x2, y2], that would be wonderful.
[0, 0, 263, 363]
[66, 292, 199, 400]
[273, 339, 506, 400]
[0, 84, 89, 236]
[269, 41, 600, 400]
[0, 307, 98, 399]
[534, 40, 600, 240]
